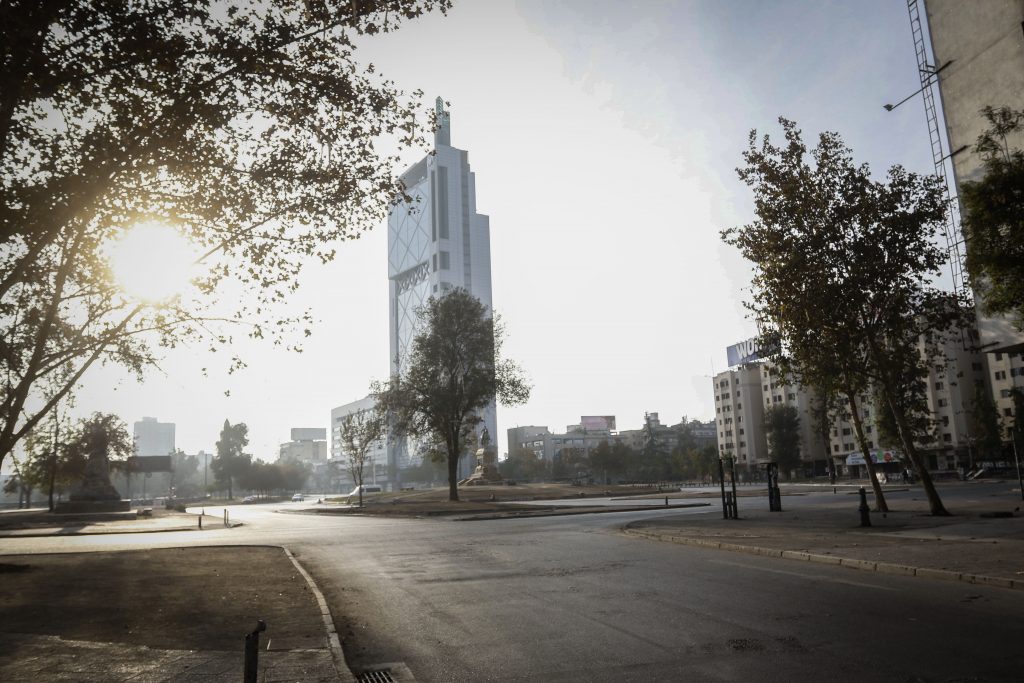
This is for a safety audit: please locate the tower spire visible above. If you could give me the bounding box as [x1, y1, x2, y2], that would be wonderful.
[434, 96, 450, 147]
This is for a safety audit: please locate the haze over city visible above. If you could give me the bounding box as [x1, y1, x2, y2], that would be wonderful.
[64, 0, 937, 461]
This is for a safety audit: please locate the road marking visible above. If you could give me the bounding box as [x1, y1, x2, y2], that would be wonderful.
[708, 558, 897, 591]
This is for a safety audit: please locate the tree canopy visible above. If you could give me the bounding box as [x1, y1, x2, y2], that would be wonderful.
[723, 118, 964, 515]
[0, 0, 450, 470]
[763, 404, 801, 477]
[373, 288, 530, 501]
[212, 419, 250, 499]
[961, 106, 1024, 327]
[339, 407, 384, 506]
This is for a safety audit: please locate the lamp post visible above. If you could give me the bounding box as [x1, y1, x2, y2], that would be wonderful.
[882, 60, 953, 111]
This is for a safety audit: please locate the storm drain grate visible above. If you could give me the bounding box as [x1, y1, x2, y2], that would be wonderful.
[357, 670, 395, 683]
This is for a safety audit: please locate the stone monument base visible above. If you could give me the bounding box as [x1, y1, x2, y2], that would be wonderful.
[461, 465, 504, 486]
[54, 499, 131, 514]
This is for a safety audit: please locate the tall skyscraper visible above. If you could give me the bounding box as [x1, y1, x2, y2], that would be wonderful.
[387, 99, 496, 475]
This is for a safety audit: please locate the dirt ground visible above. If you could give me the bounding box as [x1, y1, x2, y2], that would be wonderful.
[0, 547, 325, 652]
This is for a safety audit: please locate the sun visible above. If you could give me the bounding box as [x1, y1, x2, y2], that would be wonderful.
[106, 222, 200, 304]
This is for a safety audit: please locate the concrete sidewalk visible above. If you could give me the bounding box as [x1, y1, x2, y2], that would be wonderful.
[0, 508, 236, 537]
[624, 483, 1024, 590]
[0, 546, 352, 682]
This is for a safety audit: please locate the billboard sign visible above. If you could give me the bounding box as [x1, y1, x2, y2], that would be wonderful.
[580, 416, 616, 431]
[846, 450, 901, 466]
[726, 337, 763, 367]
[127, 455, 172, 473]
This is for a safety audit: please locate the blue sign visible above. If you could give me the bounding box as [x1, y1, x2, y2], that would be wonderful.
[726, 338, 763, 367]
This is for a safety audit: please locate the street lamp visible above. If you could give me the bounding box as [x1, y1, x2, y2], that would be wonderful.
[883, 60, 953, 111]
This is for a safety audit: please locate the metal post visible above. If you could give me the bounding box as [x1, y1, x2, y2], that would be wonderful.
[730, 457, 739, 518]
[718, 458, 728, 519]
[224, 509, 229, 527]
[858, 487, 872, 527]
[1013, 439, 1024, 502]
[243, 620, 266, 683]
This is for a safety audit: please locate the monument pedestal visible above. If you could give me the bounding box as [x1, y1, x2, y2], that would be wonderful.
[461, 444, 504, 486]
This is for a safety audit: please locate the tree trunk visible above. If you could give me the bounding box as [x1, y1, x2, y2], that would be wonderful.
[864, 335, 948, 515]
[846, 390, 888, 512]
[47, 454, 57, 512]
[447, 431, 460, 502]
[881, 383, 949, 515]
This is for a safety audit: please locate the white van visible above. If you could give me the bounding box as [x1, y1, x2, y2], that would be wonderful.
[346, 484, 383, 504]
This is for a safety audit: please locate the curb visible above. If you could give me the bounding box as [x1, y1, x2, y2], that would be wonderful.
[282, 548, 356, 683]
[455, 502, 712, 521]
[621, 527, 1023, 592]
[0, 513, 242, 538]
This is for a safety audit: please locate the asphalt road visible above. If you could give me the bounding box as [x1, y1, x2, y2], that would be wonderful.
[3, 490, 1023, 682]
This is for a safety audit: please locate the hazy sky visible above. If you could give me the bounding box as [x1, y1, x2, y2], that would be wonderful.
[65, 0, 938, 464]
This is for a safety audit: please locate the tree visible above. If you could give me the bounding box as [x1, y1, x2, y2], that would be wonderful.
[763, 405, 801, 477]
[0, 0, 451, 472]
[961, 106, 1024, 326]
[499, 446, 549, 483]
[339, 408, 384, 507]
[212, 420, 251, 499]
[723, 118, 964, 515]
[16, 418, 86, 511]
[373, 289, 530, 501]
[968, 381, 1002, 465]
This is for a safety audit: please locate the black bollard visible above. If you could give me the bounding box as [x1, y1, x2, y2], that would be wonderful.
[243, 620, 267, 683]
[858, 487, 871, 527]
[665, 496, 669, 507]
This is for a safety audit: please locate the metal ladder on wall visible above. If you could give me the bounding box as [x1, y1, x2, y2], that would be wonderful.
[906, 0, 971, 301]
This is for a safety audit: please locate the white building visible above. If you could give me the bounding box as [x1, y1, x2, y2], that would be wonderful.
[387, 98, 495, 478]
[279, 427, 328, 466]
[713, 364, 768, 471]
[330, 396, 388, 487]
[133, 417, 174, 457]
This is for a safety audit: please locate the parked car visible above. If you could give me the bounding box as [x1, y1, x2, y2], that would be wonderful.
[291, 493, 305, 502]
[242, 495, 257, 504]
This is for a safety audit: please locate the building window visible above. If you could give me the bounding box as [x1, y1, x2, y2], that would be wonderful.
[739, 428, 744, 435]
[937, 398, 948, 408]
[1002, 389, 1013, 398]
[439, 251, 450, 270]
[942, 416, 949, 426]
[736, 403, 742, 410]
[763, 384, 769, 391]
[867, 440, 874, 448]
[787, 393, 796, 400]
[432, 254, 437, 271]
[935, 381, 943, 390]
[995, 352, 1003, 361]
[833, 445, 839, 452]
[1005, 408, 1013, 417]
[842, 428, 851, 436]
[972, 362, 983, 371]
[943, 433, 952, 443]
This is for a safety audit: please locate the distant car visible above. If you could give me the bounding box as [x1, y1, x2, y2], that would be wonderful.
[291, 493, 305, 502]
[242, 495, 257, 504]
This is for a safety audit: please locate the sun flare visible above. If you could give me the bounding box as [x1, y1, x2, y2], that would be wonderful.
[106, 222, 200, 304]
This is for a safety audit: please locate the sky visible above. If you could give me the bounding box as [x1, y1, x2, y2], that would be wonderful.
[62, 0, 940, 464]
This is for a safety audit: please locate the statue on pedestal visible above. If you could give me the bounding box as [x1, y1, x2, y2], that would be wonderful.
[462, 426, 503, 486]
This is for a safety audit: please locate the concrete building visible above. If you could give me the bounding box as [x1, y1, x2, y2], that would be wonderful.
[712, 364, 769, 471]
[278, 427, 328, 466]
[133, 417, 174, 457]
[330, 396, 388, 488]
[924, 0, 1024, 439]
[387, 98, 495, 479]
[506, 426, 551, 459]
